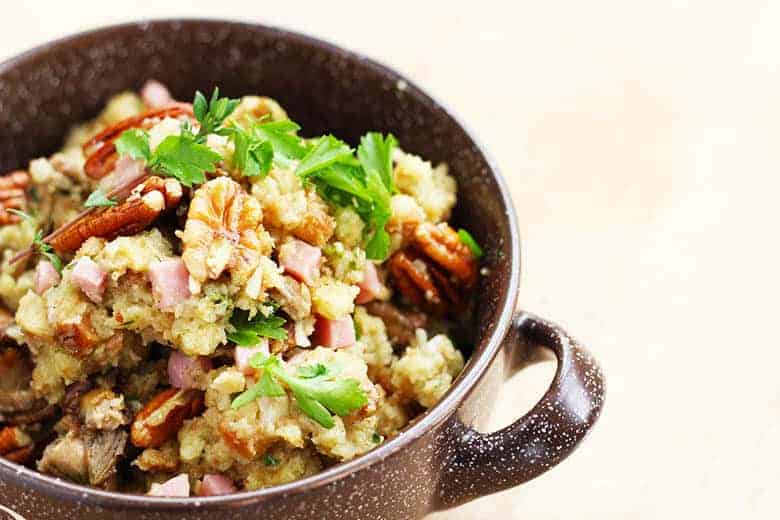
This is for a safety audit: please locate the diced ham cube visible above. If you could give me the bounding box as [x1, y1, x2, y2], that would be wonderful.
[198, 474, 238, 496]
[234, 339, 269, 374]
[140, 79, 174, 108]
[98, 155, 146, 194]
[148, 473, 190, 497]
[168, 350, 212, 389]
[149, 259, 191, 310]
[355, 262, 385, 304]
[34, 261, 60, 295]
[71, 257, 107, 304]
[312, 316, 356, 349]
[279, 239, 321, 285]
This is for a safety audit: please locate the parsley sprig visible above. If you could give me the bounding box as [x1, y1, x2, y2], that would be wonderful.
[221, 119, 307, 178]
[231, 353, 368, 429]
[295, 132, 397, 260]
[8, 209, 63, 273]
[192, 88, 241, 143]
[114, 88, 238, 186]
[226, 308, 287, 345]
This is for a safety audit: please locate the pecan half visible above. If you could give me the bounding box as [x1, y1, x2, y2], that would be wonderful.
[83, 104, 194, 179]
[3, 444, 33, 464]
[130, 388, 204, 448]
[0, 170, 29, 225]
[48, 176, 182, 254]
[0, 426, 32, 458]
[413, 222, 478, 289]
[388, 223, 479, 315]
[388, 250, 457, 314]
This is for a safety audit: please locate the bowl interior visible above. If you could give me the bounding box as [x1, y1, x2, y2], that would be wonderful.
[0, 18, 519, 498]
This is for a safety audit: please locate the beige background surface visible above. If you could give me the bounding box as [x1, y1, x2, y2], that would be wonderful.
[2, 1, 777, 518]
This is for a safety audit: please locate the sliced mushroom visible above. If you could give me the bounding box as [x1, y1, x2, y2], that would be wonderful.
[84, 428, 128, 487]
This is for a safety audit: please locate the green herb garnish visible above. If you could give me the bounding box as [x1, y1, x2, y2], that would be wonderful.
[457, 228, 483, 258]
[295, 133, 396, 260]
[251, 120, 308, 166]
[232, 353, 368, 429]
[8, 209, 63, 273]
[227, 126, 274, 178]
[192, 87, 241, 143]
[372, 432, 383, 444]
[116, 86, 398, 258]
[226, 308, 287, 346]
[357, 132, 397, 192]
[34, 231, 62, 273]
[114, 88, 238, 186]
[263, 453, 280, 466]
[83, 188, 117, 208]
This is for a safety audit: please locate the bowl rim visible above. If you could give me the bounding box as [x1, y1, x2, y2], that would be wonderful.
[0, 18, 522, 509]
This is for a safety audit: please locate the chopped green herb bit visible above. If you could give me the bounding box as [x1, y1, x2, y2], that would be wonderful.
[9, 210, 63, 273]
[231, 353, 368, 429]
[263, 454, 280, 466]
[227, 308, 287, 346]
[297, 363, 329, 379]
[84, 188, 117, 208]
[35, 232, 63, 274]
[372, 433, 383, 444]
[457, 228, 483, 258]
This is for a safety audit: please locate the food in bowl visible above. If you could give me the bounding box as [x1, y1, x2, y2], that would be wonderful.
[0, 81, 482, 497]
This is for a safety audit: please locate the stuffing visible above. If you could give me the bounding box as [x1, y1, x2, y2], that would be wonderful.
[0, 84, 478, 496]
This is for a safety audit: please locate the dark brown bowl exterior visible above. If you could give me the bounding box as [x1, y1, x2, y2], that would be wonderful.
[0, 20, 604, 520]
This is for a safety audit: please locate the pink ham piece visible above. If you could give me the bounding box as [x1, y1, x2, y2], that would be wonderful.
[141, 79, 174, 108]
[148, 473, 190, 497]
[312, 316, 356, 349]
[98, 155, 146, 194]
[198, 474, 238, 496]
[168, 350, 212, 389]
[234, 340, 269, 374]
[34, 260, 60, 295]
[71, 257, 107, 304]
[355, 262, 385, 304]
[279, 239, 321, 285]
[149, 258, 191, 310]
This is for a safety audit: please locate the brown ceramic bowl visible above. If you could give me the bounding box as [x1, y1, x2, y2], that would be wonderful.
[0, 20, 605, 520]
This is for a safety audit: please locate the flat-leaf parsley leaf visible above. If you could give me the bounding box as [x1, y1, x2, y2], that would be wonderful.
[231, 353, 368, 429]
[226, 308, 287, 346]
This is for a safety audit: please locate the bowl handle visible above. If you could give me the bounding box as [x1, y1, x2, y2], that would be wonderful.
[433, 311, 606, 509]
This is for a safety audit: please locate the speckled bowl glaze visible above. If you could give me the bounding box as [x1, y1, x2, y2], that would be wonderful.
[0, 20, 605, 520]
